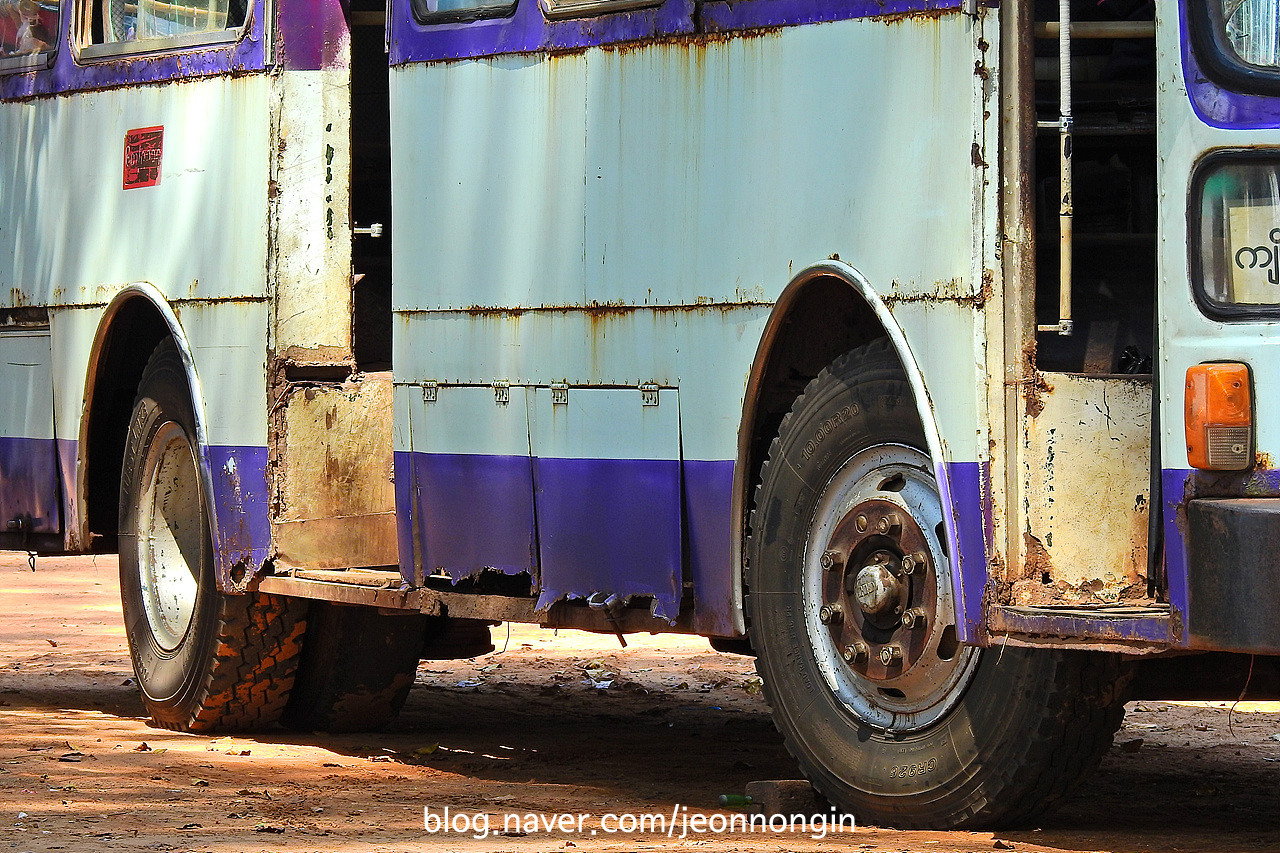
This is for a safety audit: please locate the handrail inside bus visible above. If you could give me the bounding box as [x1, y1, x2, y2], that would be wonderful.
[1034, 21, 1156, 39]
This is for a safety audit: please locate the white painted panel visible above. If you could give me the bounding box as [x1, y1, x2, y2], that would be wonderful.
[0, 329, 54, 440]
[1155, 7, 1280, 468]
[395, 306, 768, 462]
[391, 15, 976, 313]
[1023, 374, 1151, 602]
[390, 54, 588, 313]
[529, 386, 678, 461]
[410, 384, 531, 458]
[0, 76, 272, 307]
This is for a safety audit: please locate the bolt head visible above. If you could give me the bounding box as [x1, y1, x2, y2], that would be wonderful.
[820, 550, 843, 572]
[879, 644, 904, 666]
[876, 513, 902, 536]
[842, 642, 869, 663]
[819, 604, 843, 625]
[855, 514, 868, 533]
[901, 608, 927, 629]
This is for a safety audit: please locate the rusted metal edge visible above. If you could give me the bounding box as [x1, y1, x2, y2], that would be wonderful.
[397, 300, 774, 319]
[987, 603, 1173, 653]
[255, 575, 697, 634]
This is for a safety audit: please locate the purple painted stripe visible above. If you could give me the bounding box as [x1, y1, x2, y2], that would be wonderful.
[0, 15, 266, 100]
[398, 451, 538, 582]
[942, 460, 987, 644]
[55, 438, 77, 550]
[1161, 467, 1193, 646]
[276, 0, 351, 71]
[993, 607, 1173, 644]
[389, 0, 954, 66]
[533, 456, 682, 620]
[393, 450, 419, 583]
[390, 0, 694, 65]
[1180, 0, 1280, 130]
[683, 459, 736, 636]
[393, 450, 736, 626]
[0, 435, 63, 534]
[206, 445, 272, 586]
[699, 0, 957, 34]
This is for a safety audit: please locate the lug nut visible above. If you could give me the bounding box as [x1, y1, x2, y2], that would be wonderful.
[901, 608, 927, 629]
[842, 641, 869, 663]
[820, 550, 843, 572]
[855, 515, 868, 533]
[900, 551, 927, 574]
[819, 604, 843, 625]
[879, 644, 904, 666]
[877, 513, 901, 536]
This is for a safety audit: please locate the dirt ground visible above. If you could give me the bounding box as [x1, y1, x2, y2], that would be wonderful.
[2, 553, 1279, 853]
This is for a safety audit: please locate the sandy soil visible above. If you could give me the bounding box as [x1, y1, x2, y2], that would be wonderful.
[2, 551, 1279, 853]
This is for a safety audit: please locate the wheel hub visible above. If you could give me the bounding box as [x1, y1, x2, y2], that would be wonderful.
[819, 498, 937, 680]
[803, 446, 980, 733]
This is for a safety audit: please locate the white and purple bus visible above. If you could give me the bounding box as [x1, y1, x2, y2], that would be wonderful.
[3, 0, 1279, 828]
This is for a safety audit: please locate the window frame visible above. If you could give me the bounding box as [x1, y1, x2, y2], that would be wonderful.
[1188, 0, 1280, 97]
[74, 0, 248, 62]
[1189, 148, 1280, 322]
[538, 0, 658, 21]
[409, 0, 515, 27]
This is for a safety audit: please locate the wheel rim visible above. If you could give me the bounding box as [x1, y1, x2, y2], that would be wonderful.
[803, 444, 979, 733]
[135, 421, 204, 652]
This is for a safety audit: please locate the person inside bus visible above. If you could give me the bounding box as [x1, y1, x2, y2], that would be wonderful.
[0, 0, 52, 56]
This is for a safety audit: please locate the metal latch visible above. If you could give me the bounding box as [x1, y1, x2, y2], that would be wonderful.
[354, 223, 384, 238]
[640, 383, 660, 406]
[422, 380, 438, 403]
[550, 382, 568, 405]
[494, 380, 510, 405]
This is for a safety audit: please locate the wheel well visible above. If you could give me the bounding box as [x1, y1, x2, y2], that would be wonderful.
[744, 274, 891, 523]
[84, 298, 171, 551]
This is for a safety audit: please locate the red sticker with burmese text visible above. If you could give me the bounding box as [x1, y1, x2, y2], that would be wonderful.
[123, 126, 163, 190]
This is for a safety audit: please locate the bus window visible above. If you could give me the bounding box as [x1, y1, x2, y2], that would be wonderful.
[1220, 0, 1280, 70]
[411, 0, 513, 24]
[88, 0, 245, 45]
[0, 0, 56, 60]
[1190, 0, 1280, 95]
[1192, 154, 1280, 318]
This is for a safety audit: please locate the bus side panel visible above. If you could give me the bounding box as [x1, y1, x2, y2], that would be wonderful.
[0, 329, 62, 544]
[390, 14, 985, 630]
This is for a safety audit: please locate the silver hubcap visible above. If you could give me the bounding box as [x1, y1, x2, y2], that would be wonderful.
[136, 421, 203, 652]
[804, 445, 979, 733]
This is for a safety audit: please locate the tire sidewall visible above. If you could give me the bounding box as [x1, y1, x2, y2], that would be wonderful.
[749, 351, 1035, 823]
[118, 344, 220, 727]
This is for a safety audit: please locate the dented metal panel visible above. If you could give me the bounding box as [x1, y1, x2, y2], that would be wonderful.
[273, 373, 398, 570]
[529, 386, 683, 619]
[0, 329, 61, 538]
[1022, 373, 1151, 604]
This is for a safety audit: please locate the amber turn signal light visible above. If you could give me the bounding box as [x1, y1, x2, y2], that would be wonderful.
[1185, 363, 1253, 471]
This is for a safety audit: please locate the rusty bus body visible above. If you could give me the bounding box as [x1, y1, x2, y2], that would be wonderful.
[3, 0, 1280, 828]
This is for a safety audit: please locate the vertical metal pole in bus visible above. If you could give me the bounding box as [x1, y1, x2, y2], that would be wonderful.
[1039, 0, 1074, 336]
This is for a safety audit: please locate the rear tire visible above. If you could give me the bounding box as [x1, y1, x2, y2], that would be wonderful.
[119, 339, 307, 732]
[748, 340, 1128, 828]
[283, 602, 428, 732]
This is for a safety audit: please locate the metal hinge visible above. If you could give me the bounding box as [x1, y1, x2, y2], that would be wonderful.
[550, 382, 569, 405]
[422, 380, 438, 403]
[640, 383, 660, 406]
[494, 380, 510, 405]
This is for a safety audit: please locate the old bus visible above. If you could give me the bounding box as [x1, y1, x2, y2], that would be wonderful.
[3, 0, 1279, 828]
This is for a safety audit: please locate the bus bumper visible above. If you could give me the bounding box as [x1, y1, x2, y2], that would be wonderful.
[1187, 498, 1280, 654]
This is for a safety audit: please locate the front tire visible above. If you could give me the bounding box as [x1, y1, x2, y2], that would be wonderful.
[119, 340, 306, 732]
[748, 340, 1127, 828]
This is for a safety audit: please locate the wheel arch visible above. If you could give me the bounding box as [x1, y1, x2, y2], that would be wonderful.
[733, 260, 960, 635]
[80, 285, 213, 561]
